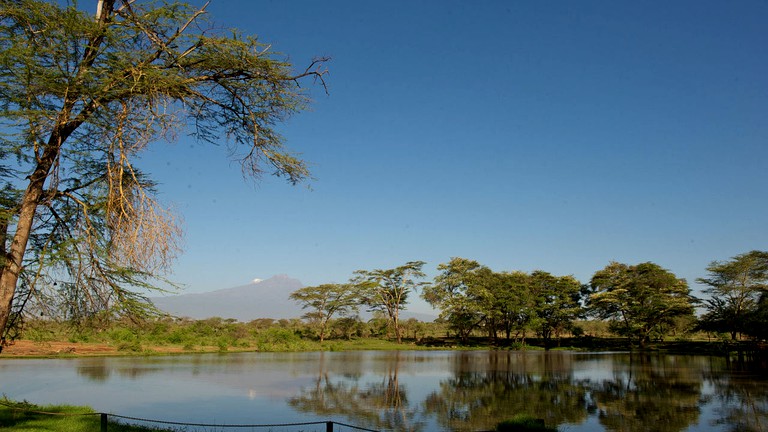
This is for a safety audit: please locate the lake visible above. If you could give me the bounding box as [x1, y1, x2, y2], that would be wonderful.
[1, 350, 766, 431]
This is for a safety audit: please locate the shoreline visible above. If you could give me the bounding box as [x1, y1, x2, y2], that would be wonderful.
[0, 339, 235, 358]
[1, 337, 765, 359]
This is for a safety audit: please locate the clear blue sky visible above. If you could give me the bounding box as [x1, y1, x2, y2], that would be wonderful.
[140, 1, 767, 313]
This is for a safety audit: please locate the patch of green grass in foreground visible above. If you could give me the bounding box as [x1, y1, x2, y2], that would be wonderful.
[0, 399, 173, 432]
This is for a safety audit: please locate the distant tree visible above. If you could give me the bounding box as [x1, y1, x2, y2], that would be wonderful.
[290, 284, 359, 342]
[400, 317, 426, 341]
[0, 0, 328, 347]
[422, 257, 488, 341]
[745, 293, 768, 340]
[493, 271, 536, 343]
[331, 316, 363, 340]
[528, 271, 583, 349]
[589, 262, 695, 348]
[355, 261, 427, 343]
[696, 250, 768, 340]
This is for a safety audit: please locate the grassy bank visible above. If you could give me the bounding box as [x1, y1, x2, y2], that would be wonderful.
[0, 399, 170, 432]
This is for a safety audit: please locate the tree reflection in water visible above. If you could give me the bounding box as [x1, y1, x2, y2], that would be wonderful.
[587, 353, 702, 432]
[287, 351, 768, 432]
[288, 351, 425, 431]
[704, 357, 768, 432]
[423, 351, 589, 431]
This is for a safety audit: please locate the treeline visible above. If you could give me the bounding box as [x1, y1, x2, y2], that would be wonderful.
[21, 314, 461, 353]
[290, 251, 768, 349]
[16, 251, 767, 352]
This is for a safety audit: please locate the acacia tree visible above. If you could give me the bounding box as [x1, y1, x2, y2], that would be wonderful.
[0, 0, 328, 346]
[589, 262, 694, 348]
[528, 270, 582, 349]
[355, 261, 426, 343]
[491, 271, 535, 343]
[422, 257, 488, 341]
[289, 283, 360, 342]
[696, 250, 768, 340]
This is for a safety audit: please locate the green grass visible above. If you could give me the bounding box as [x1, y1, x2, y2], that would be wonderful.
[0, 399, 173, 432]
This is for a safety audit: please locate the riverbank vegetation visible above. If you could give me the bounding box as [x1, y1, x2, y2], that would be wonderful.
[4, 313, 763, 359]
[2, 250, 766, 357]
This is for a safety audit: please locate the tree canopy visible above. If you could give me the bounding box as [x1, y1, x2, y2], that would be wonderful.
[289, 283, 360, 342]
[0, 0, 328, 346]
[696, 250, 768, 340]
[354, 261, 427, 343]
[589, 262, 695, 347]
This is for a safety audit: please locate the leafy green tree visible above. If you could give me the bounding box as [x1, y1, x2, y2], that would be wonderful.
[493, 271, 536, 343]
[355, 261, 426, 343]
[528, 271, 583, 349]
[0, 0, 328, 345]
[589, 262, 694, 348]
[289, 283, 360, 342]
[422, 257, 488, 341]
[696, 250, 768, 340]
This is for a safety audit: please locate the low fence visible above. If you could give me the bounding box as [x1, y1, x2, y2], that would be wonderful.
[0, 400, 379, 432]
[102, 413, 378, 432]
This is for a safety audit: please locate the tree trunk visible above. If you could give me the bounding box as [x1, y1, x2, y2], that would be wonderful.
[0, 115, 71, 345]
[393, 308, 401, 343]
[1, 2, 112, 344]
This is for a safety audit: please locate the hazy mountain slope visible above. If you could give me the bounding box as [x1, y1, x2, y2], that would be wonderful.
[151, 275, 304, 321]
[151, 274, 437, 322]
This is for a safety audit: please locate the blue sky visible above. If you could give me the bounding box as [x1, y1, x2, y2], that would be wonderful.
[140, 1, 767, 313]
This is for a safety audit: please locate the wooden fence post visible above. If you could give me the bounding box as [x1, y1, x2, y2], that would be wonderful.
[101, 413, 108, 432]
[326, 421, 334, 432]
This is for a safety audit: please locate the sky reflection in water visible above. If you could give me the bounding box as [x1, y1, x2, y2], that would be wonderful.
[1, 350, 766, 432]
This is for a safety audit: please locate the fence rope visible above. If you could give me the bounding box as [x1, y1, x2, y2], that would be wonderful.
[333, 421, 381, 432]
[109, 413, 329, 429]
[1, 400, 379, 431]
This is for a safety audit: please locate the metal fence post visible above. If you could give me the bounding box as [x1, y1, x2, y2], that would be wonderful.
[101, 413, 108, 432]
[326, 421, 333, 432]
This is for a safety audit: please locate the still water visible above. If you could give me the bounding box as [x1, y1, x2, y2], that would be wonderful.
[1, 350, 766, 431]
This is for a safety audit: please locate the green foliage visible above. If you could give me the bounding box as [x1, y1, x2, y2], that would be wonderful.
[0, 0, 328, 344]
[289, 283, 360, 342]
[354, 261, 427, 343]
[107, 327, 143, 352]
[697, 250, 768, 340]
[528, 271, 583, 348]
[0, 398, 168, 432]
[589, 262, 695, 347]
[424, 258, 584, 347]
[422, 257, 488, 340]
[255, 327, 305, 351]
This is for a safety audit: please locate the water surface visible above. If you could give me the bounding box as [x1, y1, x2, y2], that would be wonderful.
[1, 350, 766, 431]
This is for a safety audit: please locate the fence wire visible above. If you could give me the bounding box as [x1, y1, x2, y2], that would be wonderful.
[1, 400, 381, 432]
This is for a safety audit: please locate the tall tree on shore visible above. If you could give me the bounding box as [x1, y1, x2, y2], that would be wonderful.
[355, 261, 426, 343]
[0, 0, 328, 347]
[697, 250, 768, 340]
[290, 283, 360, 342]
[528, 271, 583, 349]
[422, 257, 487, 341]
[589, 262, 694, 348]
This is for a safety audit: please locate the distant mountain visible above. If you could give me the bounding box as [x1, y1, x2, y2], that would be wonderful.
[151, 274, 437, 322]
[150, 274, 305, 321]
